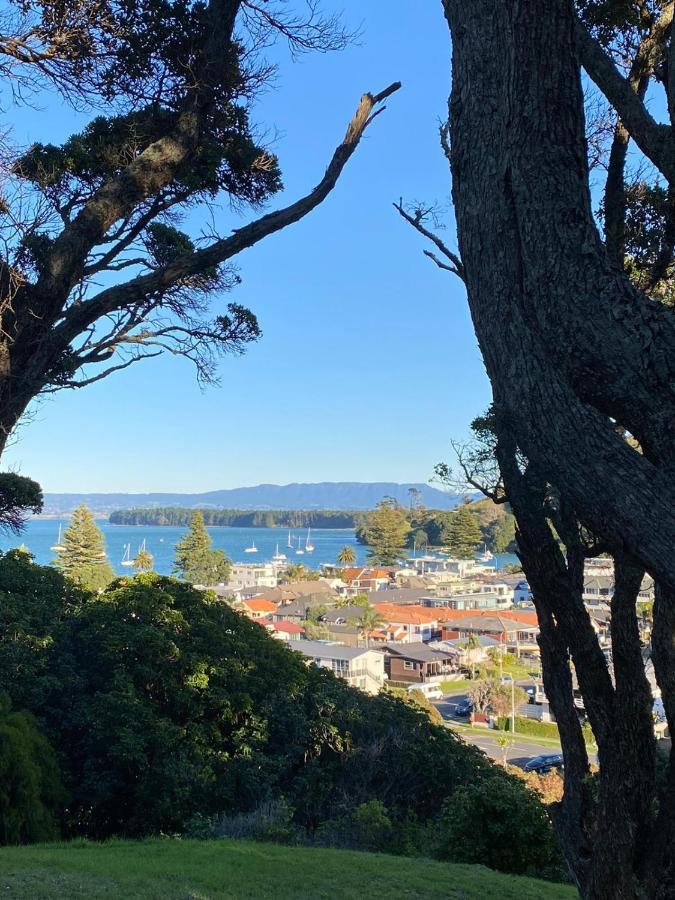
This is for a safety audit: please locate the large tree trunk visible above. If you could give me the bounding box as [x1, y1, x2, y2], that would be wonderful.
[443, 0, 675, 587]
[443, 0, 675, 893]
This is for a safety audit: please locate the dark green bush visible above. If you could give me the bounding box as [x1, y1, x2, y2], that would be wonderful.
[0, 693, 64, 844]
[433, 775, 563, 878]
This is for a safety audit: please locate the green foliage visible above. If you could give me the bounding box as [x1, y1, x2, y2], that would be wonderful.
[386, 687, 444, 725]
[347, 604, 386, 645]
[336, 545, 357, 566]
[360, 499, 411, 565]
[52, 505, 114, 591]
[281, 563, 321, 583]
[434, 775, 563, 878]
[132, 547, 154, 571]
[0, 693, 64, 845]
[0, 549, 86, 710]
[0, 551, 558, 879]
[496, 716, 596, 745]
[441, 503, 483, 558]
[173, 511, 231, 585]
[0, 473, 43, 533]
[110, 507, 359, 527]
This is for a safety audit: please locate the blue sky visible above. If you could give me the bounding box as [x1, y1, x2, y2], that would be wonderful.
[3, 1, 492, 493]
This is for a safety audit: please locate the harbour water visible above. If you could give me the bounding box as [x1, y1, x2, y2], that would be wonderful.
[0, 519, 369, 576]
[0, 519, 519, 577]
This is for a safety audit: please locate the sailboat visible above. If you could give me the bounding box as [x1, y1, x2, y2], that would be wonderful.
[295, 535, 304, 555]
[477, 542, 494, 562]
[50, 523, 66, 552]
[121, 543, 134, 567]
[245, 538, 258, 553]
[305, 527, 314, 553]
[287, 530, 294, 549]
[272, 544, 287, 562]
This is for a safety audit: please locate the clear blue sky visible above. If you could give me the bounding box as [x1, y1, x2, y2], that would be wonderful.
[3, 1, 492, 493]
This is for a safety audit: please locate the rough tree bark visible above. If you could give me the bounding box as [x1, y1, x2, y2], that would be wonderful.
[442, 0, 675, 895]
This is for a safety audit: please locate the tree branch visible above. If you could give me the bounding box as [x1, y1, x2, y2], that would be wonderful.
[576, 16, 675, 183]
[53, 82, 402, 345]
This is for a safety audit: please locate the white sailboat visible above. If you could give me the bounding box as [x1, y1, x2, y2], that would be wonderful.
[477, 542, 494, 562]
[121, 543, 134, 567]
[295, 535, 304, 555]
[272, 544, 287, 562]
[287, 530, 294, 549]
[50, 523, 66, 552]
[305, 527, 314, 553]
[245, 538, 258, 553]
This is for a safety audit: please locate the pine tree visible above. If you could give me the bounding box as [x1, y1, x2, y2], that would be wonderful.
[53, 505, 114, 591]
[173, 512, 231, 586]
[442, 504, 483, 559]
[363, 500, 411, 566]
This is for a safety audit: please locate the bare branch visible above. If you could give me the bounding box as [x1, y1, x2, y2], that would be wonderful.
[393, 199, 464, 282]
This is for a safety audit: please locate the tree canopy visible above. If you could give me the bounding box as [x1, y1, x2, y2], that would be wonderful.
[360, 500, 411, 566]
[53, 504, 114, 591]
[173, 511, 230, 585]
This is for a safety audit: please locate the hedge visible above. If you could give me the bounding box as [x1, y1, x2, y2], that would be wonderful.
[497, 716, 596, 745]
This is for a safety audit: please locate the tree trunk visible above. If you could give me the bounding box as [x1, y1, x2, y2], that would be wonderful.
[443, 1, 675, 893]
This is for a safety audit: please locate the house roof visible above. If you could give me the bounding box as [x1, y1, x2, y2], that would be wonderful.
[373, 603, 438, 625]
[442, 613, 538, 634]
[273, 620, 305, 635]
[442, 635, 500, 649]
[342, 567, 392, 583]
[438, 608, 539, 627]
[380, 642, 457, 662]
[243, 598, 277, 613]
[292, 640, 373, 662]
[322, 605, 371, 624]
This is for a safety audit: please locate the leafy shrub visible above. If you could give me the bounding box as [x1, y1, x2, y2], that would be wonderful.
[213, 800, 295, 843]
[316, 800, 395, 852]
[0, 693, 64, 844]
[433, 775, 563, 877]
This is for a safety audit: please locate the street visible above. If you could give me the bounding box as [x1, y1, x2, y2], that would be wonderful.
[434, 688, 562, 767]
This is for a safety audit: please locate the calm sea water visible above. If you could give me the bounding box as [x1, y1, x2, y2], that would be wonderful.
[0, 519, 371, 575]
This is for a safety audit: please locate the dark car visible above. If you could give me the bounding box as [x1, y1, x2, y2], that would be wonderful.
[455, 698, 474, 717]
[523, 753, 564, 774]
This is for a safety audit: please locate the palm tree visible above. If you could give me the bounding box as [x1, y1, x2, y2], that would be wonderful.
[337, 545, 356, 567]
[461, 632, 482, 679]
[133, 547, 154, 572]
[349, 604, 386, 648]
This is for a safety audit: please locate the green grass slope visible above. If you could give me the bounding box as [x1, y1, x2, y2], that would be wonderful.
[0, 838, 575, 899]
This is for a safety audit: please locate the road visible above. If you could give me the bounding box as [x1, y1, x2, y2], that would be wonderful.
[434, 689, 562, 767]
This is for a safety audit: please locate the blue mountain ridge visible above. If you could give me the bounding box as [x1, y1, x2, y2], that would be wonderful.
[41, 482, 463, 515]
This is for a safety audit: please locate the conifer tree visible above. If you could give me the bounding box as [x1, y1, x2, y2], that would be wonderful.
[53, 505, 114, 591]
[173, 512, 230, 586]
[363, 500, 411, 566]
[442, 504, 482, 559]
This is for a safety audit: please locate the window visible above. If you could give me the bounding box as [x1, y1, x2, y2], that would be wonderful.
[403, 661, 414, 670]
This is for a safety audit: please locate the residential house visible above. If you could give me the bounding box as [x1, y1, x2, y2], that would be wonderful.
[439, 609, 540, 656]
[270, 620, 305, 642]
[340, 567, 393, 594]
[421, 589, 512, 611]
[372, 603, 440, 643]
[380, 642, 458, 685]
[240, 597, 277, 620]
[430, 635, 500, 668]
[291, 640, 386, 694]
[228, 562, 284, 593]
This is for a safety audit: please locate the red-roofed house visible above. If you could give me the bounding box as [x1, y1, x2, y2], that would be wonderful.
[271, 620, 305, 642]
[439, 609, 540, 655]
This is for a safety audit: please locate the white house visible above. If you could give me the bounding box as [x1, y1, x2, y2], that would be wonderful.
[291, 640, 386, 695]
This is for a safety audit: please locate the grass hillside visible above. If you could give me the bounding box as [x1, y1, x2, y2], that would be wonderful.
[0, 838, 575, 899]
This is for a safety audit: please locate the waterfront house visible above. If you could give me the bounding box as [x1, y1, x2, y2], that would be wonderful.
[372, 603, 440, 643]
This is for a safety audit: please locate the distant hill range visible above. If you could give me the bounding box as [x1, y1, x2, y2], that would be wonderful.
[41, 482, 462, 517]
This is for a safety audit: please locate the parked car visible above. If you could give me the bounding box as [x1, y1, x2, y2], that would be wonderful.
[523, 753, 564, 774]
[455, 697, 474, 717]
[407, 683, 444, 701]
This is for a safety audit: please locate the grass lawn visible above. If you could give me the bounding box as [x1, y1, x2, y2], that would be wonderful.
[0, 838, 576, 900]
